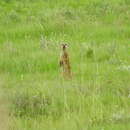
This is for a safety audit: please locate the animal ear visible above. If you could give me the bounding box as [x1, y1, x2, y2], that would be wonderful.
[60, 43, 68, 48]
[65, 44, 68, 48]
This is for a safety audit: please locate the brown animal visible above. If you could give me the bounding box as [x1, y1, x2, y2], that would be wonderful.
[59, 43, 71, 79]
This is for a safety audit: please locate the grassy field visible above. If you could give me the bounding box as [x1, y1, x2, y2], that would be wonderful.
[0, 0, 130, 129]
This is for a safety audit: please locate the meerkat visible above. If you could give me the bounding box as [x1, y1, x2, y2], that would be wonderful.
[59, 43, 71, 79]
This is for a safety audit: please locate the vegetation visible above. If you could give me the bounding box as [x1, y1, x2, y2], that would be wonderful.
[0, 0, 130, 129]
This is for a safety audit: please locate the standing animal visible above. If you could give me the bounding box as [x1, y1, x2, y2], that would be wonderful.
[59, 43, 71, 79]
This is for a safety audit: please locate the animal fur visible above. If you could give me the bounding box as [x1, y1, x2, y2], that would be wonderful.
[59, 43, 71, 79]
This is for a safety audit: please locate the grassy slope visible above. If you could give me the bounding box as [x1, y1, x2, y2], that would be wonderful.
[0, 0, 130, 129]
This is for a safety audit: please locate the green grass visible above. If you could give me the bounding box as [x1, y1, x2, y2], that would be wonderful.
[0, 0, 130, 129]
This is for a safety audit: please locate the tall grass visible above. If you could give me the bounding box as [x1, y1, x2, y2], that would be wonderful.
[0, 0, 130, 129]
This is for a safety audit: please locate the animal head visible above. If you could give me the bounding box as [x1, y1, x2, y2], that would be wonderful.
[61, 43, 68, 50]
